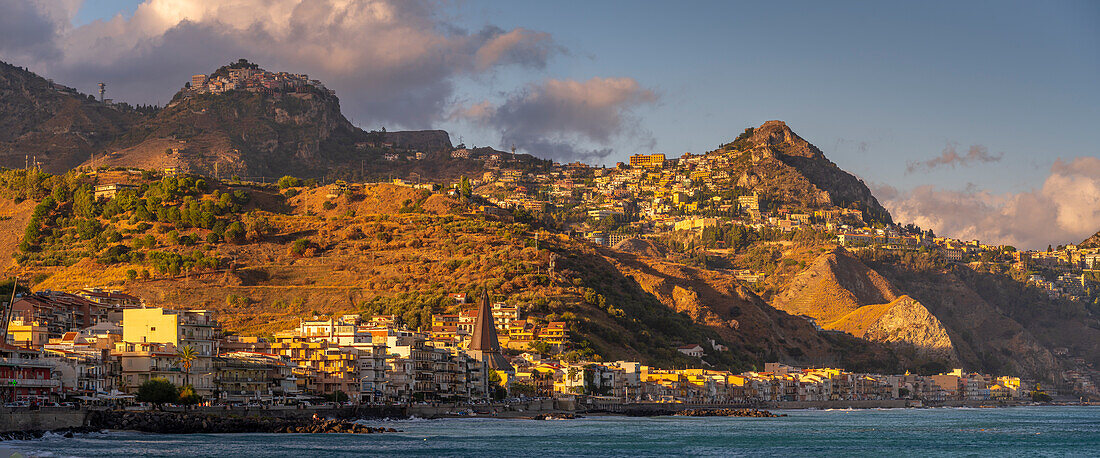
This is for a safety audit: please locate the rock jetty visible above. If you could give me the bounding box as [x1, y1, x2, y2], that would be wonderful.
[88, 411, 398, 434]
[673, 408, 784, 417]
[0, 426, 100, 441]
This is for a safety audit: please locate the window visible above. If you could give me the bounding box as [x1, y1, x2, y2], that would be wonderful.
[150, 327, 156, 331]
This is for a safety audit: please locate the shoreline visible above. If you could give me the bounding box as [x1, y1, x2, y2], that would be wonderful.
[1, 401, 1092, 438]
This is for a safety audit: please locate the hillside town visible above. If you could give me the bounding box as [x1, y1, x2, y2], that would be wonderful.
[435, 148, 1100, 304]
[2, 286, 1081, 408]
[186, 60, 333, 97]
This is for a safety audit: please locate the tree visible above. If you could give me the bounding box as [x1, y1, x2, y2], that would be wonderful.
[137, 378, 179, 409]
[459, 176, 472, 199]
[488, 370, 507, 401]
[176, 345, 198, 387]
[178, 385, 202, 405]
[277, 175, 301, 189]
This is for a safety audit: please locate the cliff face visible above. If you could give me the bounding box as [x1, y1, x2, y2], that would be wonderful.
[0, 61, 144, 172]
[96, 88, 358, 177]
[735, 121, 892, 223]
[862, 296, 956, 361]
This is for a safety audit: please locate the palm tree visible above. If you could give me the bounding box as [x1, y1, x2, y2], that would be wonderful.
[176, 345, 198, 388]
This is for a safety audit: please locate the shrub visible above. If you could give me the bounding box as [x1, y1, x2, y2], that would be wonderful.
[136, 378, 178, 408]
[289, 238, 312, 257]
[277, 175, 301, 189]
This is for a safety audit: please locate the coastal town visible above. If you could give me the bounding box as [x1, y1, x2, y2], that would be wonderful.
[1, 285, 1065, 409]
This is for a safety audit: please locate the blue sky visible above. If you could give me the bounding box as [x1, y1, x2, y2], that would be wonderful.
[70, 1, 1097, 193]
[9, 0, 1097, 246]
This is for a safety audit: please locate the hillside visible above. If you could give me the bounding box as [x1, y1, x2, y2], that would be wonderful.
[718, 121, 892, 223]
[1081, 230, 1100, 249]
[771, 248, 957, 365]
[2, 169, 905, 372]
[0, 61, 147, 172]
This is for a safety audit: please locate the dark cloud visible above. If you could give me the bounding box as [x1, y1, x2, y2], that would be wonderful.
[0, 0, 68, 61]
[905, 143, 1003, 174]
[13, 0, 561, 129]
[457, 77, 658, 162]
[885, 157, 1100, 249]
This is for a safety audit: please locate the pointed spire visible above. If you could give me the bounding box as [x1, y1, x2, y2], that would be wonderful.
[469, 289, 499, 352]
[468, 289, 513, 372]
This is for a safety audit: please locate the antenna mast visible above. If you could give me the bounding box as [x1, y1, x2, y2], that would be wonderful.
[98, 82, 106, 103]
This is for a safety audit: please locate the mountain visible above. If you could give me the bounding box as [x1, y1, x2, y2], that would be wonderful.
[88, 60, 550, 181]
[0, 61, 146, 172]
[722, 120, 892, 223]
[91, 60, 464, 179]
[1081, 230, 1100, 249]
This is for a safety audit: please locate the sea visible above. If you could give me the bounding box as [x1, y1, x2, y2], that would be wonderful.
[3, 406, 1099, 457]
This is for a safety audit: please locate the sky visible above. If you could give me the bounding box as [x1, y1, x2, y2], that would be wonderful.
[0, 0, 1097, 249]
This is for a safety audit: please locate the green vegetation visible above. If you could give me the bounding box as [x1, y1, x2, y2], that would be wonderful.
[5, 169, 249, 271]
[136, 378, 179, 408]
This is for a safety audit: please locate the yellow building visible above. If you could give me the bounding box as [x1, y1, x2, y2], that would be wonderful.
[537, 322, 568, 347]
[6, 319, 49, 349]
[122, 308, 218, 395]
[629, 153, 666, 169]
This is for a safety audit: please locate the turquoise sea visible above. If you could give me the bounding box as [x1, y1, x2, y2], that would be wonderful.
[4, 406, 1100, 457]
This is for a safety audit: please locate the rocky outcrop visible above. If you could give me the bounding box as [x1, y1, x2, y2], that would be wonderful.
[87, 411, 397, 435]
[773, 247, 899, 323]
[862, 296, 957, 361]
[739, 120, 892, 223]
[673, 408, 784, 417]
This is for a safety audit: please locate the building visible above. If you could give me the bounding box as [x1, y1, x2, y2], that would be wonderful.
[737, 193, 760, 213]
[76, 289, 142, 309]
[0, 343, 59, 403]
[122, 308, 218, 395]
[9, 291, 108, 339]
[114, 341, 183, 394]
[677, 344, 705, 358]
[191, 74, 207, 87]
[214, 351, 298, 403]
[629, 153, 666, 168]
[6, 318, 48, 348]
[466, 291, 514, 397]
[93, 183, 137, 199]
[270, 336, 360, 399]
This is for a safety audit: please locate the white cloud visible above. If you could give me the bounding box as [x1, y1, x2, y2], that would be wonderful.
[885, 157, 1100, 249]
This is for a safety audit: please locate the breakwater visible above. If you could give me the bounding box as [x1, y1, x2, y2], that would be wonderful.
[674, 408, 784, 417]
[86, 410, 398, 434]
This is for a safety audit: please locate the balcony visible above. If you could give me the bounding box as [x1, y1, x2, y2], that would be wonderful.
[0, 377, 61, 388]
[0, 357, 53, 368]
